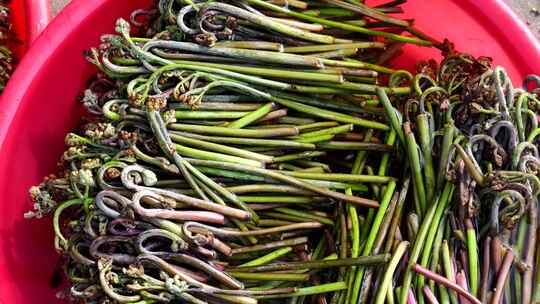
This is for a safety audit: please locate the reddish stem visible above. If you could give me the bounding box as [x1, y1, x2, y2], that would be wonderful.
[407, 288, 417, 304]
[412, 264, 482, 304]
[456, 270, 471, 304]
[423, 286, 440, 304]
[491, 237, 503, 274]
[490, 249, 514, 304]
[480, 235, 491, 302]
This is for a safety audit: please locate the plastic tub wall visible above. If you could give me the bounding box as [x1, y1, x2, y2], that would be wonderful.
[0, 0, 539, 303]
[10, 0, 51, 58]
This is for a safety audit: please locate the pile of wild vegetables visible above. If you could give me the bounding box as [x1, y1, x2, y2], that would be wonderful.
[26, 0, 540, 303]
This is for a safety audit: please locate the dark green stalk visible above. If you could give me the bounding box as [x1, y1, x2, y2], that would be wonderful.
[399, 182, 453, 304]
[312, 48, 359, 59]
[256, 282, 347, 299]
[404, 122, 427, 215]
[170, 102, 262, 111]
[384, 177, 410, 253]
[284, 42, 385, 53]
[199, 2, 339, 44]
[296, 134, 334, 143]
[196, 181, 258, 244]
[169, 123, 299, 138]
[316, 141, 393, 151]
[232, 237, 309, 254]
[228, 255, 390, 272]
[271, 96, 389, 130]
[243, 0, 432, 45]
[377, 87, 405, 145]
[183, 161, 259, 223]
[417, 113, 435, 204]
[228, 272, 309, 281]
[321, 0, 409, 26]
[174, 143, 263, 167]
[295, 124, 353, 139]
[239, 196, 325, 204]
[240, 247, 293, 267]
[274, 207, 334, 225]
[270, 151, 326, 163]
[170, 133, 273, 162]
[436, 123, 454, 191]
[175, 110, 248, 119]
[278, 170, 393, 183]
[185, 158, 380, 207]
[170, 131, 315, 149]
[416, 185, 455, 296]
[350, 181, 397, 304]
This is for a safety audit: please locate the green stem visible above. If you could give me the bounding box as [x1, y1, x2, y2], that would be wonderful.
[295, 124, 353, 139]
[228, 272, 309, 281]
[437, 123, 454, 191]
[170, 131, 315, 149]
[175, 143, 262, 167]
[232, 237, 308, 254]
[244, 0, 431, 45]
[239, 196, 325, 204]
[240, 247, 293, 267]
[271, 151, 326, 163]
[399, 182, 453, 304]
[271, 96, 389, 130]
[277, 170, 393, 183]
[284, 42, 384, 53]
[404, 122, 427, 215]
[54, 199, 86, 249]
[374, 241, 409, 304]
[465, 220, 479, 297]
[296, 134, 334, 143]
[256, 282, 347, 299]
[417, 113, 435, 204]
[429, 217, 447, 291]
[175, 110, 248, 119]
[169, 58, 344, 83]
[170, 102, 262, 111]
[377, 87, 405, 145]
[350, 181, 397, 303]
[183, 161, 259, 223]
[417, 185, 454, 296]
[184, 159, 380, 207]
[228, 102, 275, 129]
[229, 255, 389, 272]
[200, 2, 339, 44]
[442, 240, 458, 304]
[169, 123, 299, 138]
[274, 207, 334, 225]
[170, 133, 273, 162]
[316, 141, 393, 151]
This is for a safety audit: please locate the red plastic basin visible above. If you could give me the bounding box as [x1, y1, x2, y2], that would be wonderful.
[9, 0, 52, 59]
[0, 0, 539, 303]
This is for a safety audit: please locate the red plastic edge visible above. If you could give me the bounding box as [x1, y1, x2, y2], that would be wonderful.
[9, 0, 27, 58]
[464, 0, 540, 78]
[8, 0, 51, 58]
[0, 0, 105, 150]
[24, 0, 52, 45]
[0, 0, 540, 153]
